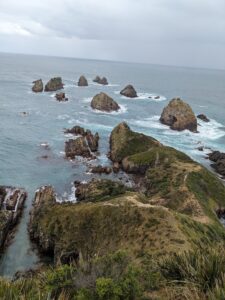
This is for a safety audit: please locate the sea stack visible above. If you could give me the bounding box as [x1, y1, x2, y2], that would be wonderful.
[160, 98, 197, 132]
[32, 79, 43, 93]
[78, 75, 88, 86]
[91, 92, 120, 112]
[93, 76, 108, 85]
[45, 77, 64, 92]
[120, 85, 137, 98]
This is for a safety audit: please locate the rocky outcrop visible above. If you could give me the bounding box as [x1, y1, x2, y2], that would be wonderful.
[45, 77, 63, 92]
[91, 92, 120, 112]
[89, 165, 112, 175]
[0, 186, 27, 251]
[32, 79, 43, 93]
[65, 137, 92, 159]
[78, 76, 88, 87]
[197, 114, 210, 122]
[64, 125, 86, 136]
[93, 76, 108, 85]
[120, 85, 137, 98]
[208, 151, 225, 177]
[75, 179, 126, 202]
[55, 93, 68, 102]
[86, 130, 99, 152]
[160, 98, 197, 132]
[109, 122, 160, 163]
[64, 126, 99, 157]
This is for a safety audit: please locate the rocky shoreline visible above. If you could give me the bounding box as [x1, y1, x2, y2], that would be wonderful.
[0, 186, 27, 255]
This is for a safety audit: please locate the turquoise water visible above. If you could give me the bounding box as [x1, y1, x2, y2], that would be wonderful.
[0, 52, 225, 276]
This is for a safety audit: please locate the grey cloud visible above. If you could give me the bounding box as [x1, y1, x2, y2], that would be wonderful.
[0, 0, 225, 69]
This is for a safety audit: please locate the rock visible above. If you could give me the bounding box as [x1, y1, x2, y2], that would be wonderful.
[154, 96, 160, 100]
[197, 146, 204, 151]
[32, 79, 43, 93]
[45, 77, 63, 92]
[160, 98, 197, 132]
[89, 165, 112, 175]
[65, 137, 92, 159]
[120, 85, 137, 98]
[55, 93, 68, 102]
[208, 151, 225, 177]
[91, 92, 120, 112]
[0, 186, 27, 252]
[75, 178, 126, 202]
[109, 122, 160, 163]
[78, 75, 88, 87]
[197, 114, 210, 122]
[113, 162, 120, 173]
[64, 126, 86, 136]
[64, 127, 99, 154]
[86, 130, 99, 152]
[93, 76, 108, 85]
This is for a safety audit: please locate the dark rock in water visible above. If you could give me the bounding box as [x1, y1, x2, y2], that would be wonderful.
[91, 92, 120, 112]
[78, 75, 88, 87]
[208, 151, 225, 177]
[120, 85, 137, 98]
[86, 130, 99, 152]
[197, 114, 210, 122]
[197, 146, 204, 151]
[45, 77, 63, 92]
[75, 178, 126, 202]
[93, 76, 108, 85]
[65, 137, 92, 159]
[154, 96, 160, 100]
[32, 79, 43, 93]
[0, 186, 27, 252]
[64, 125, 86, 136]
[64, 126, 99, 155]
[160, 98, 197, 132]
[55, 92, 68, 102]
[208, 151, 225, 162]
[89, 165, 112, 175]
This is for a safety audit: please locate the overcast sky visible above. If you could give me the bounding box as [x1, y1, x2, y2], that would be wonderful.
[0, 0, 225, 69]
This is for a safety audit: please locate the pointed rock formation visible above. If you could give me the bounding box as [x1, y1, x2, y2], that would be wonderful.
[120, 85, 137, 98]
[160, 98, 197, 132]
[91, 92, 120, 112]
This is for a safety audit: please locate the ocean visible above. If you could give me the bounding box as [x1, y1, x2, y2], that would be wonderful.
[0, 52, 225, 276]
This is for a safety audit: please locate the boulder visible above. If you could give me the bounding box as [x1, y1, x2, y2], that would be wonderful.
[89, 165, 112, 175]
[197, 114, 210, 122]
[160, 98, 197, 132]
[120, 85, 137, 98]
[55, 93, 68, 102]
[64, 126, 86, 136]
[32, 79, 43, 93]
[78, 75, 88, 87]
[45, 77, 63, 92]
[65, 137, 92, 159]
[208, 151, 225, 177]
[93, 76, 108, 85]
[91, 92, 120, 112]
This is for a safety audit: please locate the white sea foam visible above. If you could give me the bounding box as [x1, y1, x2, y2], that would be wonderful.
[83, 97, 92, 103]
[57, 114, 70, 120]
[197, 119, 225, 140]
[91, 104, 127, 115]
[114, 91, 167, 101]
